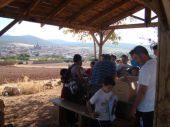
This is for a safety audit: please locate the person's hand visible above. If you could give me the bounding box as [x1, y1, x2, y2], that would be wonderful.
[119, 76, 128, 82]
[130, 105, 136, 118]
[89, 112, 99, 118]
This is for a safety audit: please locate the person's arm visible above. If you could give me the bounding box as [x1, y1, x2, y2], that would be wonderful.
[86, 101, 99, 118]
[118, 76, 138, 83]
[86, 101, 94, 114]
[130, 85, 147, 117]
[76, 66, 84, 82]
[86, 91, 99, 118]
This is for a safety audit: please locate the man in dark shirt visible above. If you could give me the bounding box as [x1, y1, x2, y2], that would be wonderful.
[89, 54, 116, 95]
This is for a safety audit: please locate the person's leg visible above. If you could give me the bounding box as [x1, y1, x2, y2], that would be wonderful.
[136, 111, 142, 127]
[99, 121, 111, 127]
[91, 119, 100, 127]
[0, 111, 5, 127]
[142, 111, 154, 127]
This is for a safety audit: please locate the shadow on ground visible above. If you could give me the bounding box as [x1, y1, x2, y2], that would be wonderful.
[4, 88, 61, 127]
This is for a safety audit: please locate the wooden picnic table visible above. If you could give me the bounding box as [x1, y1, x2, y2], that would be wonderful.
[51, 98, 136, 127]
[51, 98, 93, 127]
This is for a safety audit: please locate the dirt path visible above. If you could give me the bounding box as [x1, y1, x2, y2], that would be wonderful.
[1, 86, 62, 127]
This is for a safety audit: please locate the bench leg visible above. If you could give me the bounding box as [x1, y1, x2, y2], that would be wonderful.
[78, 115, 90, 127]
[58, 107, 69, 127]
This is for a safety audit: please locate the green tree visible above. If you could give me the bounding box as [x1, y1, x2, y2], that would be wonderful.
[17, 54, 30, 61]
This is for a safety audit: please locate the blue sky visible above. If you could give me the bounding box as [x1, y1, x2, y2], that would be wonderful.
[0, 10, 158, 45]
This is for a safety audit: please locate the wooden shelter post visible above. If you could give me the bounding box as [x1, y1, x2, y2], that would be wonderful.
[154, 1, 170, 126]
[135, 0, 170, 127]
[92, 37, 97, 59]
[155, 21, 170, 127]
[91, 30, 114, 60]
[98, 31, 103, 60]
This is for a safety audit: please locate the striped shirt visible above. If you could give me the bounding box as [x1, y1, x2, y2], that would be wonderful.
[90, 60, 116, 85]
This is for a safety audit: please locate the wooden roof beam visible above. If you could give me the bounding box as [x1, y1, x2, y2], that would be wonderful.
[48, 20, 99, 32]
[0, 19, 18, 36]
[102, 5, 144, 29]
[151, 16, 158, 21]
[130, 15, 145, 21]
[24, 0, 41, 17]
[19, 0, 41, 23]
[105, 22, 158, 30]
[41, 0, 71, 27]
[85, 0, 130, 25]
[0, 0, 13, 9]
[67, 0, 103, 22]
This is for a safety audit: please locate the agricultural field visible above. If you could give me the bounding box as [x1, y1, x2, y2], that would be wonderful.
[0, 63, 89, 84]
[0, 63, 90, 127]
[0, 64, 67, 127]
[0, 64, 62, 84]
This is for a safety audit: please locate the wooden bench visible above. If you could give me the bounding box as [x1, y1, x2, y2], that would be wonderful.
[51, 98, 94, 127]
[51, 98, 136, 127]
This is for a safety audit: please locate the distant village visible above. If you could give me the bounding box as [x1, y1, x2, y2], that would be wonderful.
[0, 42, 94, 63]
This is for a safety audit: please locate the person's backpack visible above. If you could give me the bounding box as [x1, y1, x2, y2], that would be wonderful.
[60, 65, 86, 105]
[60, 68, 70, 84]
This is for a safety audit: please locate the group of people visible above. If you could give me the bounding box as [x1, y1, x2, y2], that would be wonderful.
[60, 44, 158, 127]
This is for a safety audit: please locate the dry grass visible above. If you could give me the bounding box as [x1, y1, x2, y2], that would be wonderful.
[0, 76, 61, 96]
[2, 86, 62, 127]
[0, 64, 64, 126]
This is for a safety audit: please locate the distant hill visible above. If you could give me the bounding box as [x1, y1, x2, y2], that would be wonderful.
[0, 35, 143, 51]
[0, 35, 48, 45]
[0, 35, 86, 46]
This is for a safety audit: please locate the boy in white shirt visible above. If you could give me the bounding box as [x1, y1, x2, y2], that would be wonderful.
[86, 76, 118, 127]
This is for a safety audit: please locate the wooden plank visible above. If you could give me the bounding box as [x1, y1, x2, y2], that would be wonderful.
[85, 0, 129, 25]
[51, 98, 93, 119]
[19, 0, 41, 22]
[105, 22, 158, 30]
[134, 0, 161, 16]
[102, 5, 144, 29]
[67, 0, 103, 22]
[41, 0, 71, 26]
[0, 19, 18, 36]
[0, 0, 13, 9]
[23, 0, 41, 17]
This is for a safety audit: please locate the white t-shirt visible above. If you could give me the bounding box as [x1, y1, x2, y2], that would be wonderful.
[137, 59, 157, 112]
[90, 89, 113, 121]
